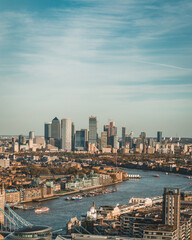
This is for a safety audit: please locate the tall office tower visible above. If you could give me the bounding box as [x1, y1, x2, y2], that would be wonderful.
[19, 135, 26, 145]
[111, 135, 118, 149]
[61, 118, 72, 151]
[110, 122, 117, 136]
[0, 185, 5, 225]
[122, 127, 126, 147]
[100, 131, 107, 150]
[44, 122, 52, 141]
[157, 131, 162, 143]
[71, 122, 75, 151]
[162, 188, 180, 237]
[88, 117, 97, 145]
[75, 129, 87, 151]
[29, 131, 35, 139]
[51, 117, 60, 140]
[51, 117, 60, 148]
[104, 124, 110, 136]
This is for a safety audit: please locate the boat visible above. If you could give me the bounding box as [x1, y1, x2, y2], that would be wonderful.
[165, 172, 169, 175]
[153, 174, 160, 178]
[66, 197, 72, 201]
[187, 176, 192, 179]
[72, 195, 82, 200]
[35, 207, 50, 214]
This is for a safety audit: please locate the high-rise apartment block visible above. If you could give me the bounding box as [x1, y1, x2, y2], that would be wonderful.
[61, 118, 72, 151]
[88, 117, 97, 145]
[162, 188, 180, 232]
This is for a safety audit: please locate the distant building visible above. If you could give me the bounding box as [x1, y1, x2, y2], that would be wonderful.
[122, 127, 126, 147]
[44, 122, 52, 141]
[51, 117, 60, 140]
[75, 129, 88, 151]
[157, 131, 162, 143]
[0, 158, 10, 168]
[100, 131, 107, 150]
[19, 135, 26, 145]
[61, 118, 72, 151]
[71, 122, 75, 151]
[29, 131, 35, 140]
[88, 117, 97, 145]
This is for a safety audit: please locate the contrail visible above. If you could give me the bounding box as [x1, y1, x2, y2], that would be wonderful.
[134, 60, 192, 71]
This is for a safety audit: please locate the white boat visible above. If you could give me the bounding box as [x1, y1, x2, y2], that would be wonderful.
[35, 207, 50, 214]
[72, 195, 82, 200]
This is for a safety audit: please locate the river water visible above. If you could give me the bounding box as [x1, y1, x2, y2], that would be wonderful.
[14, 169, 192, 231]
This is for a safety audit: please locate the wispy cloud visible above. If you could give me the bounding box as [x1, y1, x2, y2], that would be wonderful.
[0, 0, 192, 136]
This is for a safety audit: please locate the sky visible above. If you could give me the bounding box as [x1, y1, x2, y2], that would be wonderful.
[0, 0, 192, 137]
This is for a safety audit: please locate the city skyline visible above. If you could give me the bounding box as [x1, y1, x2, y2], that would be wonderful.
[0, 0, 192, 137]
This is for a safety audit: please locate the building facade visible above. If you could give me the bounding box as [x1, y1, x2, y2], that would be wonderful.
[88, 117, 97, 145]
[61, 118, 72, 151]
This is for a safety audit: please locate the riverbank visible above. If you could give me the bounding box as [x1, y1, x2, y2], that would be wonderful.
[15, 180, 125, 205]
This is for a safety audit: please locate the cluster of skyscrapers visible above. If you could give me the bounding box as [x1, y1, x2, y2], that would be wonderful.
[44, 116, 163, 152]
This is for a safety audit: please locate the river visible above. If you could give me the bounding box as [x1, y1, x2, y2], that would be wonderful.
[14, 169, 192, 231]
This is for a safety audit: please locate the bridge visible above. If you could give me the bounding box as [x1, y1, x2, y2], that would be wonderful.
[0, 202, 32, 234]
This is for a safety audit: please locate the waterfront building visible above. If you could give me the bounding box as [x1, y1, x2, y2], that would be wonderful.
[162, 188, 180, 238]
[44, 122, 52, 141]
[64, 172, 100, 190]
[61, 118, 72, 151]
[4, 225, 52, 240]
[88, 117, 97, 145]
[122, 127, 126, 147]
[157, 131, 163, 143]
[5, 189, 20, 204]
[29, 131, 35, 139]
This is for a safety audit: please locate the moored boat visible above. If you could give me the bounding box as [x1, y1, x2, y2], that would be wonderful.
[35, 207, 50, 214]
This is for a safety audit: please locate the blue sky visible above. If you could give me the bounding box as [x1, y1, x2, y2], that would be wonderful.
[0, 0, 192, 137]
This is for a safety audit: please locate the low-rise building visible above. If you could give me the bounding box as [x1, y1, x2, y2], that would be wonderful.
[5, 189, 20, 203]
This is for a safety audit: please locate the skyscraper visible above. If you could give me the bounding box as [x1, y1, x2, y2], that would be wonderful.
[157, 131, 162, 143]
[100, 131, 107, 150]
[122, 127, 126, 147]
[61, 118, 72, 151]
[75, 129, 87, 151]
[29, 131, 35, 139]
[44, 122, 51, 141]
[88, 117, 97, 145]
[51, 117, 60, 140]
[162, 188, 180, 238]
[71, 122, 75, 151]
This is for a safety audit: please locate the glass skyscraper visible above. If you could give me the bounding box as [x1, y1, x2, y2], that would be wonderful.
[88, 117, 97, 145]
